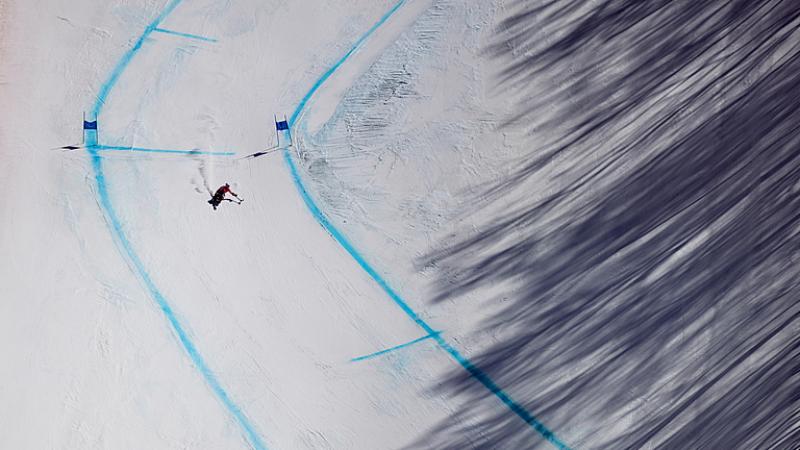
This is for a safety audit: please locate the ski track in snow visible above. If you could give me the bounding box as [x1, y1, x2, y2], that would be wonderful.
[85, 1, 268, 449]
[84, 0, 571, 449]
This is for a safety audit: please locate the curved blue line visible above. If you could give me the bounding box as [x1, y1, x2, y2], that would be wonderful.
[91, 0, 183, 118]
[288, 0, 406, 126]
[86, 2, 267, 450]
[283, 2, 572, 449]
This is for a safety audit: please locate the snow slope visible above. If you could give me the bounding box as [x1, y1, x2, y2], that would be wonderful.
[9, 0, 795, 449]
[297, 1, 800, 450]
[0, 0, 575, 449]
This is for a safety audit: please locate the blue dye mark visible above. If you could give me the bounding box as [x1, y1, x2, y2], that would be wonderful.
[288, 0, 407, 126]
[351, 332, 438, 362]
[92, 145, 234, 156]
[91, 0, 183, 119]
[282, 1, 572, 449]
[85, 3, 267, 450]
[154, 27, 218, 43]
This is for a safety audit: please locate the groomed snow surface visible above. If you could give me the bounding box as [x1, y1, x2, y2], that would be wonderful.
[4, 0, 798, 449]
[2, 1, 558, 448]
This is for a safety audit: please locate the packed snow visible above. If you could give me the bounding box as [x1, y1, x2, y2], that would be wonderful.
[3, 0, 798, 449]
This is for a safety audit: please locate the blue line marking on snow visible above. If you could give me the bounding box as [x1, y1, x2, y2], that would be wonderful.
[288, 0, 407, 126]
[351, 332, 439, 362]
[85, 3, 267, 450]
[92, 145, 234, 156]
[91, 0, 183, 119]
[282, 1, 571, 449]
[154, 27, 218, 43]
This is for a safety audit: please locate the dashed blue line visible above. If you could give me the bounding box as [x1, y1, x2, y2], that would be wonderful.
[86, 2, 267, 450]
[154, 27, 218, 43]
[282, 1, 572, 449]
[351, 333, 439, 362]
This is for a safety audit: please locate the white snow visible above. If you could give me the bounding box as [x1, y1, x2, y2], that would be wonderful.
[0, 0, 574, 449]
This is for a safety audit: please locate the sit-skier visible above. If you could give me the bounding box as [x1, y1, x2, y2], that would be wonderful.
[208, 183, 241, 210]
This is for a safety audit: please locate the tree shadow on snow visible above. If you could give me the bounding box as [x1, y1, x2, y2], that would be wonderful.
[414, 1, 800, 448]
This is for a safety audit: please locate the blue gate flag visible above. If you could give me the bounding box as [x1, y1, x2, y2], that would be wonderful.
[276, 120, 289, 131]
[84, 120, 98, 130]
